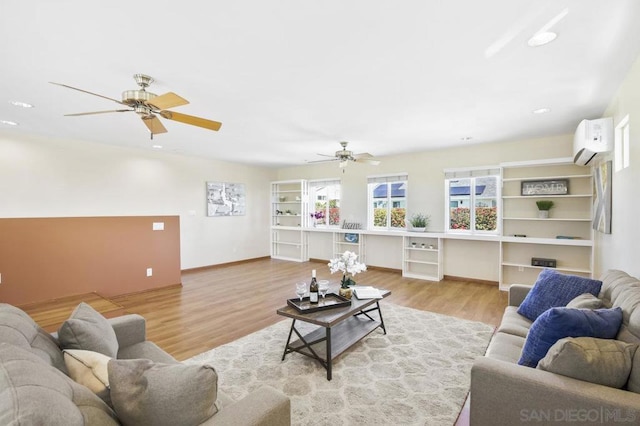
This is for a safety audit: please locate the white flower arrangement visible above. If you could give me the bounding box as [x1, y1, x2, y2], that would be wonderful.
[328, 250, 367, 287]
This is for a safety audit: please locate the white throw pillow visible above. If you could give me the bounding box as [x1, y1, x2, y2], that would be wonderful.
[64, 349, 112, 405]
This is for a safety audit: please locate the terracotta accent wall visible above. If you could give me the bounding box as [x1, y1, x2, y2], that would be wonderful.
[0, 216, 181, 305]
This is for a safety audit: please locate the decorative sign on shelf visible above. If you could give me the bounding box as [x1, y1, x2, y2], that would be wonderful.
[521, 179, 569, 196]
[341, 221, 362, 229]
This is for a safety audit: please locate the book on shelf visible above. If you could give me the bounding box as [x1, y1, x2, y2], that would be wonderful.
[352, 286, 383, 299]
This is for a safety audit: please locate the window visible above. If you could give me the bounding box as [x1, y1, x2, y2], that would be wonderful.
[308, 179, 341, 226]
[615, 114, 630, 172]
[444, 168, 500, 234]
[367, 174, 408, 229]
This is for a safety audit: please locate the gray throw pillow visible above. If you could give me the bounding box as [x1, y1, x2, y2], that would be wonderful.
[0, 342, 118, 426]
[537, 337, 638, 388]
[58, 302, 119, 358]
[108, 358, 219, 426]
[566, 293, 604, 309]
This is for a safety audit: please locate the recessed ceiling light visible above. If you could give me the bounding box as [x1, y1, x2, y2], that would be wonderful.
[0, 120, 18, 126]
[533, 108, 551, 114]
[528, 32, 557, 47]
[10, 101, 34, 108]
[152, 145, 163, 149]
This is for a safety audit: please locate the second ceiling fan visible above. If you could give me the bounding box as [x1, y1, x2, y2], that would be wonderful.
[309, 141, 381, 169]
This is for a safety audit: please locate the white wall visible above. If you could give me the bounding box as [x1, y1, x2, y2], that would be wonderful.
[9, 87, 634, 281]
[0, 132, 276, 269]
[277, 135, 572, 280]
[596, 55, 640, 278]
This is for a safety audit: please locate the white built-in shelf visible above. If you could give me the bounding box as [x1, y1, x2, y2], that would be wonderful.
[405, 259, 439, 266]
[503, 217, 592, 222]
[502, 173, 592, 182]
[499, 157, 594, 289]
[501, 236, 593, 246]
[271, 180, 309, 262]
[502, 194, 592, 199]
[501, 262, 592, 274]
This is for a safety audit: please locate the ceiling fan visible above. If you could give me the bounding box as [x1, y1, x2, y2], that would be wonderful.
[309, 141, 381, 169]
[50, 74, 222, 138]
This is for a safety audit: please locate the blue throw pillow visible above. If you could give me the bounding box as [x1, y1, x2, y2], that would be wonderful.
[518, 307, 622, 367]
[517, 269, 602, 321]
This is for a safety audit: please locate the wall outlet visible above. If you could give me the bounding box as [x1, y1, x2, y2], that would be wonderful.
[518, 266, 524, 272]
[146, 268, 153, 277]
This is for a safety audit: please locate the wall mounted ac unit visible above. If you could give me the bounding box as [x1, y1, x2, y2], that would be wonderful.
[573, 117, 613, 166]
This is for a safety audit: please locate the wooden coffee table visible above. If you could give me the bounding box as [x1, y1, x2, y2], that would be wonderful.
[277, 289, 390, 380]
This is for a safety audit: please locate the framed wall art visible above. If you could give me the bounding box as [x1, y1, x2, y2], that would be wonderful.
[206, 182, 246, 216]
[593, 160, 612, 234]
[521, 179, 569, 196]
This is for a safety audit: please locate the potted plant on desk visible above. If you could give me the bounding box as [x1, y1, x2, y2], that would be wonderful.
[536, 200, 554, 218]
[408, 213, 430, 232]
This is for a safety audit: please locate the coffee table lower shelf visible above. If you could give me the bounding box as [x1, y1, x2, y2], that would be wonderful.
[288, 315, 381, 360]
[280, 301, 387, 380]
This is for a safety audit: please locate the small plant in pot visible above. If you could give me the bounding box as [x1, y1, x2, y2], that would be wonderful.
[536, 200, 554, 218]
[408, 213, 430, 232]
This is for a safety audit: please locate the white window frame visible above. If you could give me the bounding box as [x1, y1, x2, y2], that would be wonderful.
[615, 114, 630, 172]
[367, 173, 408, 230]
[308, 178, 341, 228]
[444, 167, 501, 235]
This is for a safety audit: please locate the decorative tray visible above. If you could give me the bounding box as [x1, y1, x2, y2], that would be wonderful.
[287, 293, 351, 313]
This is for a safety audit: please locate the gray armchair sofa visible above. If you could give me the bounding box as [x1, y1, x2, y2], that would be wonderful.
[470, 269, 640, 426]
[0, 302, 290, 425]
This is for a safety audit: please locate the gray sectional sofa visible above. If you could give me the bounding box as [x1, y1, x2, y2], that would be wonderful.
[0, 302, 291, 425]
[470, 269, 640, 425]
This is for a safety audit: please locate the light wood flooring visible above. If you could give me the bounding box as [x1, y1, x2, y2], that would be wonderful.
[18, 257, 506, 425]
[20, 258, 507, 361]
[51, 257, 506, 361]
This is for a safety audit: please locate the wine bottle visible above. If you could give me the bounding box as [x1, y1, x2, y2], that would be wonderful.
[309, 269, 319, 304]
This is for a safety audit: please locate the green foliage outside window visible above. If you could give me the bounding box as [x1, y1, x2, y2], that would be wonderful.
[374, 207, 406, 227]
[450, 207, 497, 230]
[475, 207, 497, 231]
[450, 208, 470, 229]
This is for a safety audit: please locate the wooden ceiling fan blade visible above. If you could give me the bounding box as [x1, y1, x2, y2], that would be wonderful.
[142, 116, 168, 134]
[50, 82, 127, 105]
[64, 109, 132, 117]
[147, 92, 189, 110]
[160, 110, 222, 131]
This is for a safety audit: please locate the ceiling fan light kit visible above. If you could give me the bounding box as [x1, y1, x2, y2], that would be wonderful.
[51, 74, 222, 138]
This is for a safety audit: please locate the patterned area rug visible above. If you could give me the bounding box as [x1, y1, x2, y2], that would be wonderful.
[186, 302, 493, 426]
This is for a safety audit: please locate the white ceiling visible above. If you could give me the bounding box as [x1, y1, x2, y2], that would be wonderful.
[1, 0, 640, 168]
